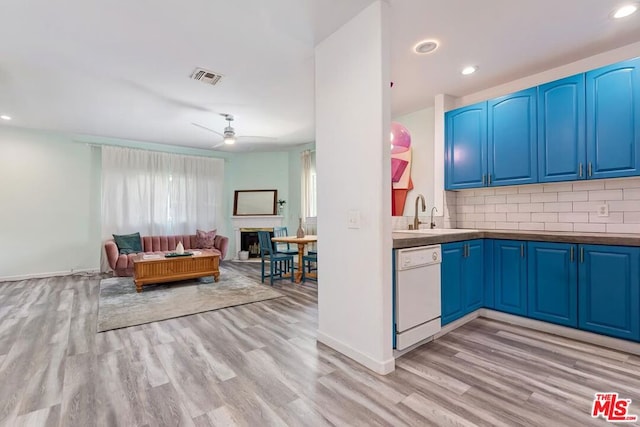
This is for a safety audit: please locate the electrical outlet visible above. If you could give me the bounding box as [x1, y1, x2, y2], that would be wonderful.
[347, 210, 361, 229]
[597, 203, 609, 217]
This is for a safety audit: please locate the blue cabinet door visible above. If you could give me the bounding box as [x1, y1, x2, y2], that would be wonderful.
[586, 58, 640, 179]
[445, 102, 487, 190]
[483, 239, 495, 309]
[538, 74, 586, 182]
[493, 240, 527, 316]
[441, 242, 465, 325]
[464, 239, 484, 313]
[527, 242, 578, 327]
[488, 88, 538, 186]
[578, 245, 640, 341]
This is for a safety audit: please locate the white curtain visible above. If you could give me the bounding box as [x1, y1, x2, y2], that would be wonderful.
[300, 149, 316, 220]
[101, 146, 224, 238]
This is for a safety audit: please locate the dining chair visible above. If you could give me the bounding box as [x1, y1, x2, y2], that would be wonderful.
[258, 231, 294, 285]
[302, 253, 317, 282]
[272, 226, 298, 256]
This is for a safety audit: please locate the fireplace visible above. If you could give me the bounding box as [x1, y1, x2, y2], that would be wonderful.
[240, 228, 273, 258]
[230, 215, 284, 260]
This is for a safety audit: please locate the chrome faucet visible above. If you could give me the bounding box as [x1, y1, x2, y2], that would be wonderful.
[430, 206, 438, 229]
[413, 194, 426, 230]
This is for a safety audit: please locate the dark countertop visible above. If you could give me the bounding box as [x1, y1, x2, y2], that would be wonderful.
[392, 229, 640, 249]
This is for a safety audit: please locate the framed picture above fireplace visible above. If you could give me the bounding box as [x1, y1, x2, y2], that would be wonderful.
[233, 189, 278, 216]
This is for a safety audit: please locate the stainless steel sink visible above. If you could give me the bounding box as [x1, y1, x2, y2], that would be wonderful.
[393, 228, 479, 235]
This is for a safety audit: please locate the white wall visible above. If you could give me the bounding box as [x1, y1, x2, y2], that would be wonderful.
[393, 107, 434, 215]
[316, 1, 393, 374]
[0, 127, 101, 278]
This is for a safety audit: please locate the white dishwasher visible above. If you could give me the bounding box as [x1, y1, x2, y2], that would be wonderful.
[395, 245, 442, 350]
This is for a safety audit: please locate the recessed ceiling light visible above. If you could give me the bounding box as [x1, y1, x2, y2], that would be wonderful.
[613, 4, 638, 18]
[413, 39, 439, 55]
[461, 66, 478, 75]
[0, 115, 11, 121]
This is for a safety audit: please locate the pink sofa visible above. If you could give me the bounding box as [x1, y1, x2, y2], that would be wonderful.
[105, 234, 229, 277]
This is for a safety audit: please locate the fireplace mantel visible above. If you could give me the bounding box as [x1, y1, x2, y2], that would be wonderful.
[231, 215, 284, 259]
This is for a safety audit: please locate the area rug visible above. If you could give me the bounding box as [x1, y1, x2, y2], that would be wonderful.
[97, 267, 283, 332]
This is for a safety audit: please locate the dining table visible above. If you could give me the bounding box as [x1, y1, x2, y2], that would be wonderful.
[271, 234, 317, 283]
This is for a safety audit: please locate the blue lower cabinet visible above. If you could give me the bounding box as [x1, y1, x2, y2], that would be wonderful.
[483, 239, 495, 309]
[441, 240, 485, 326]
[527, 242, 578, 327]
[441, 242, 465, 325]
[493, 240, 527, 316]
[464, 240, 484, 313]
[578, 245, 640, 341]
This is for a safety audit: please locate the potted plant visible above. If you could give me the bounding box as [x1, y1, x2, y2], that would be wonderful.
[277, 199, 286, 215]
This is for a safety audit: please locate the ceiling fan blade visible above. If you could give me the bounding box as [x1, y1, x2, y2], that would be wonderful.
[236, 135, 278, 141]
[191, 122, 224, 137]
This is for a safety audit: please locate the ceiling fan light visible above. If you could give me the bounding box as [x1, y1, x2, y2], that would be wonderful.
[224, 135, 236, 145]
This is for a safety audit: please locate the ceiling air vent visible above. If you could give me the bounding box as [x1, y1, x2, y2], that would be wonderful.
[190, 67, 223, 86]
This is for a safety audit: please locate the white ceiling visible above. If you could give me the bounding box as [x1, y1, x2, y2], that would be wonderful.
[0, 0, 639, 151]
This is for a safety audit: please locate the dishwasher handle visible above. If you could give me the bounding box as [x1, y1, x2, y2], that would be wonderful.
[397, 245, 442, 270]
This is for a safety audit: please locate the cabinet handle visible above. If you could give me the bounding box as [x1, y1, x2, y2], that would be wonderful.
[488, 174, 492, 186]
[578, 163, 583, 178]
[580, 247, 584, 264]
[482, 174, 486, 185]
[570, 246, 574, 262]
[588, 162, 592, 177]
[464, 244, 468, 258]
[520, 244, 524, 258]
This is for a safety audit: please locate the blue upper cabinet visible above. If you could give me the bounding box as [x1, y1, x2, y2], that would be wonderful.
[445, 102, 487, 190]
[538, 74, 586, 182]
[493, 240, 527, 316]
[488, 88, 538, 186]
[578, 245, 640, 341]
[586, 58, 640, 179]
[527, 242, 578, 327]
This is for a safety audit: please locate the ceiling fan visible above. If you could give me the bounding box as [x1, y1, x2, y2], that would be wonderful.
[192, 113, 276, 148]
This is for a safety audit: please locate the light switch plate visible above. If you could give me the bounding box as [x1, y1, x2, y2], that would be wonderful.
[597, 203, 609, 217]
[347, 210, 361, 229]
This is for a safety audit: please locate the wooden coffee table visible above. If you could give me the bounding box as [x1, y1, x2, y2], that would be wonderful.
[133, 253, 220, 293]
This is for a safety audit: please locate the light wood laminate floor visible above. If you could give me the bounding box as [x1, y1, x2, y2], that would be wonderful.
[1, 262, 639, 426]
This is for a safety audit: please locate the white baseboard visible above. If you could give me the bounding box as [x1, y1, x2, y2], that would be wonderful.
[317, 330, 395, 375]
[0, 268, 100, 282]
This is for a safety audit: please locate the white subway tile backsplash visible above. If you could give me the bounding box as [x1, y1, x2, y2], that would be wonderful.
[605, 177, 640, 189]
[507, 212, 531, 222]
[544, 183, 573, 192]
[545, 223, 574, 232]
[532, 213, 558, 223]
[485, 195, 507, 204]
[495, 204, 519, 213]
[559, 212, 589, 223]
[588, 212, 624, 223]
[519, 203, 544, 213]
[574, 223, 606, 233]
[453, 178, 640, 234]
[572, 181, 605, 191]
[624, 189, 640, 200]
[558, 191, 588, 202]
[518, 185, 544, 194]
[507, 194, 531, 204]
[588, 189, 623, 201]
[494, 187, 519, 195]
[543, 202, 573, 212]
[572, 201, 602, 212]
[485, 213, 507, 222]
[606, 223, 640, 233]
[624, 212, 640, 223]
[519, 222, 545, 231]
[531, 192, 558, 203]
[608, 200, 640, 212]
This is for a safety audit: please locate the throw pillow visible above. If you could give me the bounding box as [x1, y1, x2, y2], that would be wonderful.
[113, 232, 143, 255]
[196, 229, 217, 249]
